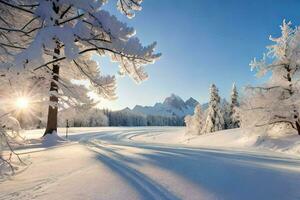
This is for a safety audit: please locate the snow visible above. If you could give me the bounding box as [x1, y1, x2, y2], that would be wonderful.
[42, 131, 66, 147]
[242, 20, 300, 132]
[1, 127, 300, 200]
[133, 127, 300, 155]
[1, 0, 160, 115]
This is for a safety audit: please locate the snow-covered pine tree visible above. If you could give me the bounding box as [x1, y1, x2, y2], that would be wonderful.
[228, 83, 240, 128]
[184, 115, 193, 134]
[243, 20, 300, 135]
[221, 99, 231, 129]
[202, 84, 224, 133]
[0, 0, 161, 136]
[192, 104, 204, 134]
[185, 104, 204, 135]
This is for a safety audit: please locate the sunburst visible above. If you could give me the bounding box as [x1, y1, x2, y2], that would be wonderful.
[15, 97, 30, 110]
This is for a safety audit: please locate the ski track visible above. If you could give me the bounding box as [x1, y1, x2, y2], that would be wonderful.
[87, 142, 179, 200]
[71, 128, 300, 200]
[2, 127, 300, 200]
[1, 166, 93, 200]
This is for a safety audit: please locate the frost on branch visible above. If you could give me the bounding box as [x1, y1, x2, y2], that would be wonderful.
[242, 20, 300, 135]
[0, 0, 161, 110]
[0, 110, 25, 179]
[117, 0, 143, 19]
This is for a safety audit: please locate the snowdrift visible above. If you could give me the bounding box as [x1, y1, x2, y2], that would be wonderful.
[132, 127, 300, 155]
[42, 131, 66, 147]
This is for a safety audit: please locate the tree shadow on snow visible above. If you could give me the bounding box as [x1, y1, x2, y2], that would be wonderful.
[89, 147, 180, 200]
[91, 141, 300, 200]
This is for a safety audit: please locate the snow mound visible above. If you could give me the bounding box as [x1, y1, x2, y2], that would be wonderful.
[255, 135, 300, 155]
[184, 129, 300, 155]
[132, 127, 300, 155]
[181, 128, 259, 148]
[42, 131, 66, 147]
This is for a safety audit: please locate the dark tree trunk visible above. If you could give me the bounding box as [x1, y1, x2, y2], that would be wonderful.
[44, 43, 60, 136]
[295, 120, 300, 135]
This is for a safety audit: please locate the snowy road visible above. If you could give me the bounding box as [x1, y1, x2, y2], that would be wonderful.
[1, 127, 300, 200]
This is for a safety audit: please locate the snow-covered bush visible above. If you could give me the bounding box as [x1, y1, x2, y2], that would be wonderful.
[184, 115, 193, 134]
[202, 84, 225, 133]
[185, 104, 205, 135]
[241, 20, 300, 135]
[0, 111, 24, 179]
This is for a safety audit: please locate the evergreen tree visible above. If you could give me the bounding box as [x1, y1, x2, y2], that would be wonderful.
[193, 104, 204, 134]
[184, 115, 193, 134]
[229, 83, 240, 128]
[202, 84, 224, 133]
[184, 104, 204, 135]
[222, 100, 231, 129]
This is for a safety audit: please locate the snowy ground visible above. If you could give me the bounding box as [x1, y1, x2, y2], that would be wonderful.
[1, 127, 300, 200]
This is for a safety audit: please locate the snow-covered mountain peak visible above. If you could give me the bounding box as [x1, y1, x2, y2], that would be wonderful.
[121, 107, 132, 113]
[185, 97, 199, 108]
[163, 94, 187, 110]
[131, 94, 199, 117]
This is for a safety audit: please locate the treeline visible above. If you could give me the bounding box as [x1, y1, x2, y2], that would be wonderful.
[185, 83, 239, 135]
[103, 109, 184, 126]
[57, 105, 184, 128]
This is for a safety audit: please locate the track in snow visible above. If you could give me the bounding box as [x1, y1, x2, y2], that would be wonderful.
[68, 128, 300, 200]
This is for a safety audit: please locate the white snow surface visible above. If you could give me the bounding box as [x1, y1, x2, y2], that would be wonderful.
[42, 131, 66, 147]
[1, 127, 300, 200]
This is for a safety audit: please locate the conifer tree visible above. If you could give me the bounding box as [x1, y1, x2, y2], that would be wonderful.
[229, 83, 240, 128]
[192, 104, 204, 134]
[202, 84, 224, 133]
[185, 104, 204, 135]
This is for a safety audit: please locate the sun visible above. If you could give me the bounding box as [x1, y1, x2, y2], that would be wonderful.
[16, 97, 29, 109]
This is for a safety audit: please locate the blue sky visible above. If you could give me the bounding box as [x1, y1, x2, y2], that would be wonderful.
[95, 0, 300, 110]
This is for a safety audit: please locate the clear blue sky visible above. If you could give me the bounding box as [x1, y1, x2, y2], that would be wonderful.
[95, 0, 300, 110]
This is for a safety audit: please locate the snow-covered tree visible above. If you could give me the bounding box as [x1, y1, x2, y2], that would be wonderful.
[202, 84, 224, 133]
[228, 83, 240, 128]
[0, 0, 161, 136]
[184, 115, 193, 134]
[58, 105, 108, 127]
[222, 100, 231, 129]
[185, 103, 205, 135]
[243, 20, 300, 135]
[0, 109, 24, 178]
[192, 104, 204, 134]
[184, 104, 204, 135]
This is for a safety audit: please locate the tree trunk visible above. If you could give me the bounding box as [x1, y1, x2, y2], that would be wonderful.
[295, 120, 300, 135]
[44, 43, 60, 136]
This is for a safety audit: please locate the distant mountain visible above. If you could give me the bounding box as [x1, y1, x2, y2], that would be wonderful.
[185, 97, 199, 108]
[130, 94, 200, 117]
[109, 95, 227, 126]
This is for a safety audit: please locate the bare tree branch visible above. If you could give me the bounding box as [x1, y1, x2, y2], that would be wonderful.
[0, 0, 35, 14]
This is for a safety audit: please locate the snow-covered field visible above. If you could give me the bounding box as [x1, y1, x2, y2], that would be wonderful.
[1, 127, 300, 200]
